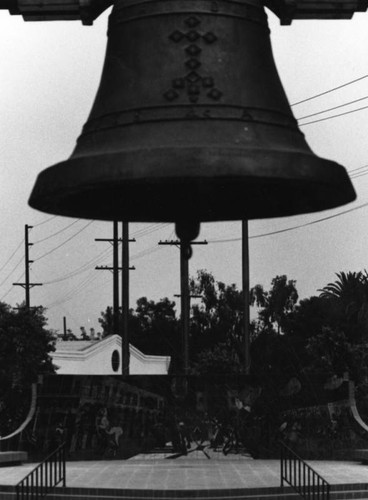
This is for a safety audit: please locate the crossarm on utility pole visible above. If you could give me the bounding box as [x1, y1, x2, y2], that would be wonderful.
[13, 224, 42, 310]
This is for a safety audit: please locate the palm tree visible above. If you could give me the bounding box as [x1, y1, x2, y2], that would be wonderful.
[319, 271, 368, 342]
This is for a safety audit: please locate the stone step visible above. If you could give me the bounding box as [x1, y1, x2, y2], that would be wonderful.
[7, 484, 367, 500]
[0, 452, 27, 467]
[1, 481, 368, 500]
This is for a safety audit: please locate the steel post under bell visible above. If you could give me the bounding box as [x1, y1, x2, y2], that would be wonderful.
[29, 0, 356, 243]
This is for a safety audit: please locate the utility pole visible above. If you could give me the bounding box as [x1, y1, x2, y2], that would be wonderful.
[96, 222, 135, 375]
[159, 239, 207, 374]
[242, 220, 251, 375]
[121, 222, 135, 376]
[13, 224, 42, 309]
[63, 316, 67, 340]
[95, 221, 121, 337]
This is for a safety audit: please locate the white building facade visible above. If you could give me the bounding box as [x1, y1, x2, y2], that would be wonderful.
[52, 335, 171, 375]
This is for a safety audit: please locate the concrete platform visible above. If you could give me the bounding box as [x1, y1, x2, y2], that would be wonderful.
[1, 458, 368, 491]
[0, 452, 27, 467]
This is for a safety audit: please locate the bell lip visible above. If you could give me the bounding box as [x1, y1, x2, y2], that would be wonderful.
[29, 148, 356, 222]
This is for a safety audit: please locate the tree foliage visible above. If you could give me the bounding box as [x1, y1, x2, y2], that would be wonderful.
[129, 296, 180, 358]
[99, 298, 181, 370]
[251, 275, 298, 335]
[0, 303, 55, 435]
[189, 269, 245, 373]
[318, 271, 368, 343]
[0, 303, 55, 389]
[98, 268, 368, 385]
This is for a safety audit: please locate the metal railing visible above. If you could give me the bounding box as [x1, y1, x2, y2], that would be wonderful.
[16, 442, 66, 500]
[280, 441, 330, 500]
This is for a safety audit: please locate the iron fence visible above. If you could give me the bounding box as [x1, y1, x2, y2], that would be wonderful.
[280, 441, 330, 500]
[16, 442, 66, 500]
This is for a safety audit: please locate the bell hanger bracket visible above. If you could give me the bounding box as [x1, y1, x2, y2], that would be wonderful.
[1, 0, 367, 24]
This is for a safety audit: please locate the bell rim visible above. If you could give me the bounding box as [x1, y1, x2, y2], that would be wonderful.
[29, 148, 356, 223]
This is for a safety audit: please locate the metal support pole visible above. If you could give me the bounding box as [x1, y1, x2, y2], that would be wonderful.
[180, 243, 190, 375]
[122, 221, 130, 375]
[242, 220, 251, 375]
[158, 238, 207, 374]
[113, 221, 119, 337]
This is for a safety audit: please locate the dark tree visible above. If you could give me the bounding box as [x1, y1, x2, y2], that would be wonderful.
[129, 296, 180, 358]
[0, 302, 55, 435]
[251, 275, 298, 335]
[318, 271, 368, 343]
[189, 270, 245, 373]
[0, 303, 55, 388]
[99, 298, 181, 367]
[98, 305, 114, 337]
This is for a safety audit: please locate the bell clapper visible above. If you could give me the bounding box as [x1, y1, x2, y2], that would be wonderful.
[175, 220, 201, 260]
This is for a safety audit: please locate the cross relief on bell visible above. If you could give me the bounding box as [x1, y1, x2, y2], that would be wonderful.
[165, 17, 222, 103]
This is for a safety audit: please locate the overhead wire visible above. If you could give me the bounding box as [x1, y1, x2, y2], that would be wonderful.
[131, 222, 172, 238]
[40, 222, 169, 308]
[348, 164, 368, 174]
[296, 95, 368, 121]
[299, 103, 368, 127]
[42, 246, 112, 285]
[291, 74, 368, 106]
[33, 219, 81, 244]
[287, 72, 368, 125]
[0, 254, 24, 289]
[34, 220, 94, 261]
[33, 215, 58, 227]
[0, 238, 24, 274]
[45, 272, 101, 309]
[350, 170, 368, 180]
[1, 269, 24, 302]
[208, 201, 368, 243]
[46, 271, 110, 310]
[131, 244, 162, 261]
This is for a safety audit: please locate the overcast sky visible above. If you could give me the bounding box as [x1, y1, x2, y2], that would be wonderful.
[1, 6, 368, 335]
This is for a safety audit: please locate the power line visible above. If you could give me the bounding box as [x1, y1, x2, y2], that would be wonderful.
[0, 268, 24, 302]
[45, 271, 108, 309]
[42, 246, 112, 285]
[0, 238, 24, 274]
[348, 164, 368, 174]
[351, 170, 368, 180]
[34, 220, 94, 261]
[0, 254, 24, 289]
[33, 215, 58, 227]
[291, 74, 368, 107]
[296, 95, 368, 121]
[131, 222, 171, 238]
[299, 103, 368, 127]
[131, 244, 163, 261]
[0, 284, 15, 302]
[209, 201, 368, 243]
[37, 223, 169, 312]
[33, 219, 80, 244]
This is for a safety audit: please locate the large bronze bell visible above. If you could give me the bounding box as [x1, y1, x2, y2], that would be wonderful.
[29, 0, 356, 240]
